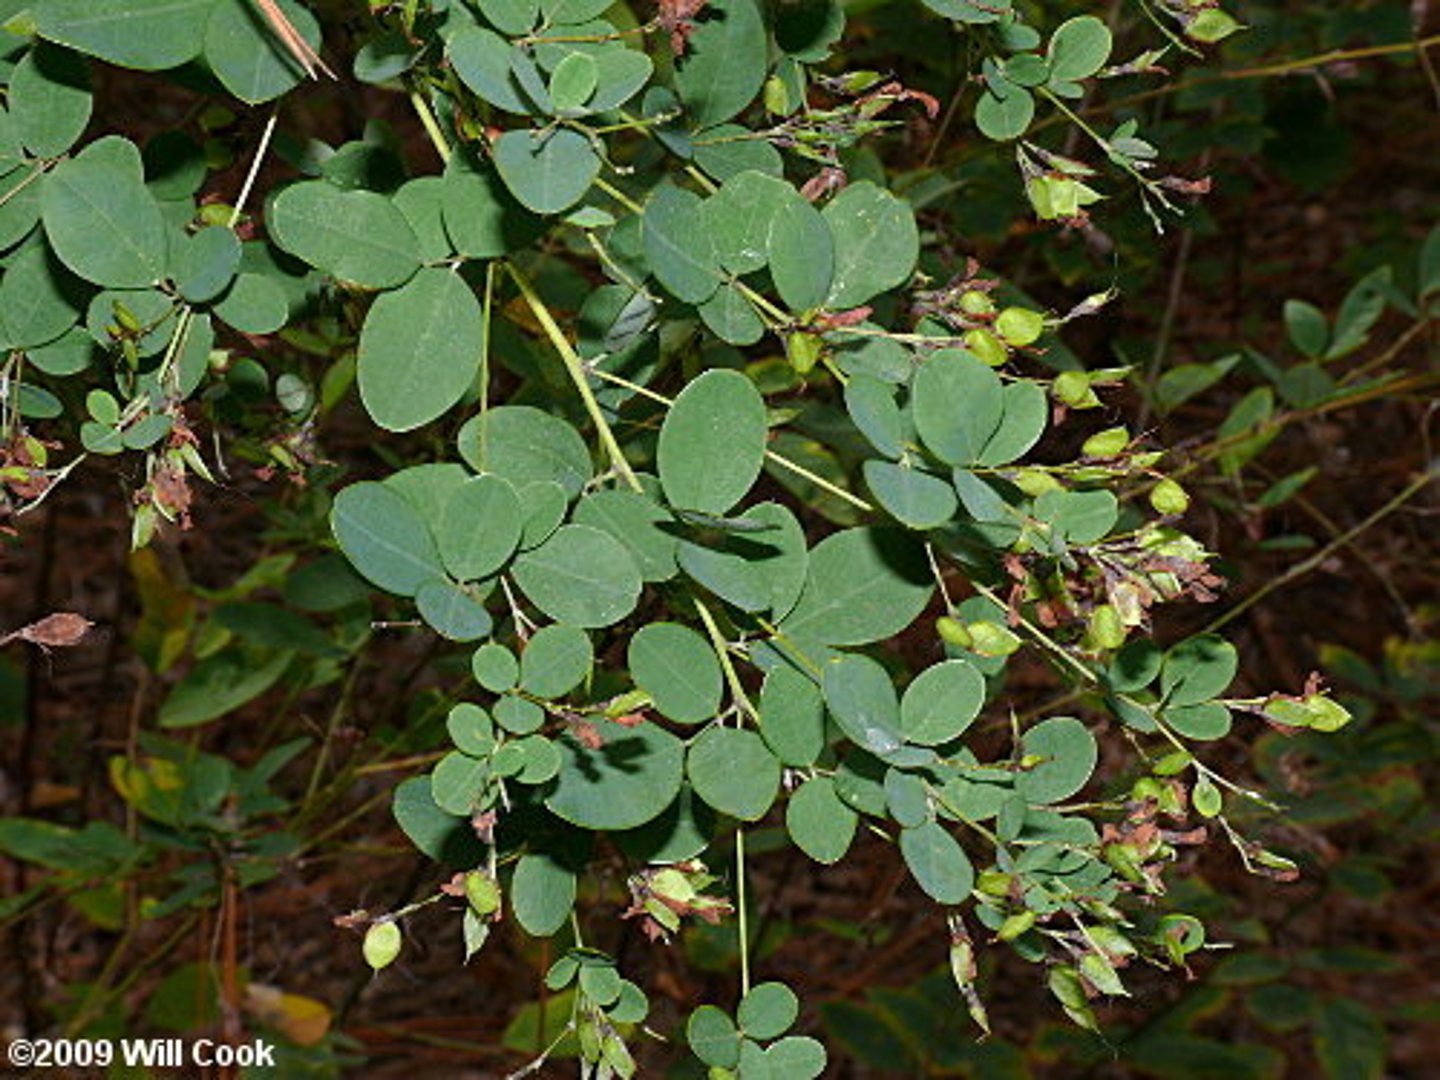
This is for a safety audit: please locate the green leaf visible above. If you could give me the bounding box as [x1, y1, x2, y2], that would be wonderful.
[1313, 996, 1386, 1080]
[211, 273, 287, 334]
[1015, 717, 1096, 804]
[628, 622, 722, 725]
[644, 184, 722, 304]
[687, 726, 780, 821]
[549, 52, 597, 114]
[572, 489, 679, 582]
[1047, 16, 1112, 82]
[511, 853, 577, 938]
[785, 776, 856, 864]
[688, 1005, 742, 1069]
[863, 460, 958, 530]
[1034, 489, 1118, 545]
[173, 225, 241, 303]
[447, 703, 496, 757]
[0, 245, 87, 348]
[392, 776, 486, 864]
[1160, 635, 1237, 706]
[823, 182, 919, 309]
[1164, 702, 1232, 740]
[703, 170, 792, 275]
[978, 381, 1048, 466]
[697, 283, 765, 346]
[159, 647, 292, 727]
[768, 196, 833, 311]
[614, 786, 716, 864]
[268, 181, 420, 289]
[448, 27, 538, 114]
[1283, 299, 1328, 358]
[511, 524, 642, 628]
[0, 166, 43, 253]
[975, 85, 1033, 141]
[493, 127, 599, 215]
[659, 368, 767, 514]
[472, 643, 519, 693]
[415, 576, 492, 640]
[435, 475, 523, 581]
[440, 152, 545, 259]
[457, 406, 593, 498]
[674, 0, 767, 127]
[10, 44, 92, 158]
[42, 136, 168, 288]
[480, 0, 539, 36]
[204, 0, 320, 104]
[520, 623, 593, 698]
[779, 527, 932, 646]
[821, 654, 903, 756]
[759, 665, 826, 766]
[678, 501, 808, 615]
[693, 122, 784, 181]
[431, 750, 491, 814]
[900, 660, 985, 746]
[546, 717, 685, 830]
[738, 982, 798, 1040]
[749, 1036, 826, 1079]
[331, 481, 446, 597]
[37, 0, 214, 71]
[911, 350, 1005, 466]
[358, 267, 482, 431]
[900, 820, 974, 903]
[542, 0, 613, 22]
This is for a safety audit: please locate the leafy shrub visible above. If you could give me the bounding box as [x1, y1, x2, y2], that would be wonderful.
[6, 0, 1434, 1075]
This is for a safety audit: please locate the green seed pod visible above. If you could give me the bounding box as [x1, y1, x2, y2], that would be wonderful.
[363, 921, 402, 971]
[994, 306, 1045, 347]
[1130, 777, 1164, 803]
[112, 300, 143, 334]
[1152, 750, 1193, 776]
[963, 328, 1009, 367]
[1187, 10, 1243, 43]
[996, 910, 1037, 941]
[966, 620, 1022, 658]
[1082, 426, 1130, 459]
[1088, 604, 1126, 650]
[958, 289, 996, 316]
[786, 331, 822, 375]
[935, 616, 973, 649]
[976, 870, 1013, 897]
[763, 74, 789, 116]
[1052, 370, 1092, 406]
[1149, 478, 1190, 515]
[1011, 468, 1063, 497]
[464, 871, 502, 917]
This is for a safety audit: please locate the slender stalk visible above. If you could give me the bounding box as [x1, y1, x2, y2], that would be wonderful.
[693, 597, 759, 723]
[1201, 467, 1437, 634]
[507, 262, 642, 492]
[229, 108, 279, 229]
[735, 827, 751, 996]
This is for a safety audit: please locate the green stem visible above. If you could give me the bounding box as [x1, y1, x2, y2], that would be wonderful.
[409, 84, 453, 164]
[1201, 467, 1437, 635]
[762, 449, 874, 513]
[507, 262, 642, 492]
[735, 826, 751, 997]
[693, 597, 759, 723]
[228, 107, 278, 229]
